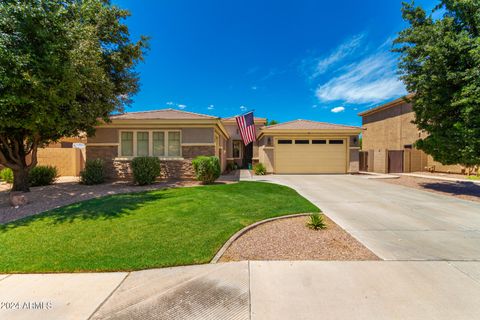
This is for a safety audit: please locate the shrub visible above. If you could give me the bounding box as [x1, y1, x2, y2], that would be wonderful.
[226, 163, 235, 172]
[80, 159, 105, 185]
[253, 163, 266, 175]
[192, 156, 221, 184]
[131, 156, 161, 185]
[306, 213, 327, 230]
[28, 165, 58, 187]
[0, 168, 14, 184]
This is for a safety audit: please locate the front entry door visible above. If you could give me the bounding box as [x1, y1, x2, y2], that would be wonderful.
[243, 142, 253, 168]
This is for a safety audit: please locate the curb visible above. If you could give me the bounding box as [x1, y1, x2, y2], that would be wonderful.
[358, 171, 399, 179]
[210, 213, 312, 263]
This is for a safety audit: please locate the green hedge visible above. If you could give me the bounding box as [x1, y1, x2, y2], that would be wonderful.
[192, 156, 221, 184]
[29, 165, 58, 186]
[80, 159, 105, 185]
[131, 157, 161, 185]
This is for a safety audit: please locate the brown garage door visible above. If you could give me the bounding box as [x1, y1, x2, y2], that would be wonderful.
[388, 150, 404, 173]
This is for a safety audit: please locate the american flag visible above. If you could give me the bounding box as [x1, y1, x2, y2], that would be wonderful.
[235, 111, 256, 145]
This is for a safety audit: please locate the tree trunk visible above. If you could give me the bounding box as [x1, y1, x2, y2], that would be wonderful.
[12, 167, 30, 192]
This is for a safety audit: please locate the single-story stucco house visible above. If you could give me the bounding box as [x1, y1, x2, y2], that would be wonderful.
[86, 109, 362, 179]
[359, 96, 464, 174]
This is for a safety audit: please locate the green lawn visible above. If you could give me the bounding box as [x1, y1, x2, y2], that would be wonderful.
[0, 181, 319, 273]
[467, 175, 480, 181]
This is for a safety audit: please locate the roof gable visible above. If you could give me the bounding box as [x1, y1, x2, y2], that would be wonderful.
[110, 109, 218, 120]
[358, 94, 414, 117]
[263, 119, 361, 131]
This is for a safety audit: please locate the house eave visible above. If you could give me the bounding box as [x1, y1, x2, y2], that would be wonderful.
[258, 128, 362, 138]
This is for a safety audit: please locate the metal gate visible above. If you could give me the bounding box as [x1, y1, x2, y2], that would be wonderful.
[388, 150, 404, 173]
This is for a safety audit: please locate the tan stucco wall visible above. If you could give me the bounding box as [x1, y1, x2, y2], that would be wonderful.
[37, 147, 85, 176]
[349, 149, 359, 173]
[88, 128, 119, 144]
[427, 155, 465, 174]
[259, 147, 275, 173]
[404, 149, 428, 172]
[362, 103, 421, 151]
[182, 128, 214, 143]
[362, 103, 463, 174]
[371, 149, 388, 174]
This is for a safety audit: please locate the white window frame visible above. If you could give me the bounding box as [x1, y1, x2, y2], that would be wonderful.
[119, 131, 134, 157]
[118, 130, 182, 159]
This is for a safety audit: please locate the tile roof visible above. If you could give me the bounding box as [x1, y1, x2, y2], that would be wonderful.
[263, 119, 361, 130]
[110, 109, 218, 120]
[358, 94, 414, 116]
[222, 116, 267, 122]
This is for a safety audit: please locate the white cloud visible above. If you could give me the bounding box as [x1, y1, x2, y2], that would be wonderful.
[240, 105, 247, 111]
[207, 104, 214, 110]
[251, 86, 258, 90]
[311, 33, 365, 79]
[315, 52, 406, 104]
[166, 101, 174, 106]
[177, 104, 187, 109]
[312, 104, 318, 109]
[331, 106, 345, 113]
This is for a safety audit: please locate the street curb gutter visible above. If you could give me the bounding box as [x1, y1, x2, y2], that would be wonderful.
[210, 213, 312, 263]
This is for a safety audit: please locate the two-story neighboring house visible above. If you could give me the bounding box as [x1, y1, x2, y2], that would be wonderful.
[358, 96, 464, 174]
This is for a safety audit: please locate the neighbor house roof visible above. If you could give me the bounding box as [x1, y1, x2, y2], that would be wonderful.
[110, 109, 218, 120]
[262, 119, 361, 130]
[358, 94, 414, 117]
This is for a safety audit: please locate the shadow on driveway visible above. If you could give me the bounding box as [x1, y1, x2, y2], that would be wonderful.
[420, 181, 480, 199]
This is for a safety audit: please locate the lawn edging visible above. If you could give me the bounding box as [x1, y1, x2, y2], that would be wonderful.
[210, 213, 312, 263]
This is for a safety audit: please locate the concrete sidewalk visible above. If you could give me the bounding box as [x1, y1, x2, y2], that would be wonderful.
[1, 261, 480, 320]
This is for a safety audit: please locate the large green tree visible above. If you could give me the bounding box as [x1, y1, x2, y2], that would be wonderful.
[394, 0, 480, 173]
[0, 0, 148, 191]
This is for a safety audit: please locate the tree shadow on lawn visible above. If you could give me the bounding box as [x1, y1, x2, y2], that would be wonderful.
[419, 181, 480, 198]
[0, 191, 166, 232]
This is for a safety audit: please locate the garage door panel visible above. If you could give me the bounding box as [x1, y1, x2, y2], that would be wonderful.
[275, 139, 346, 174]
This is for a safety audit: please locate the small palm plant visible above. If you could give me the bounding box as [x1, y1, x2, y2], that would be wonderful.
[306, 213, 327, 230]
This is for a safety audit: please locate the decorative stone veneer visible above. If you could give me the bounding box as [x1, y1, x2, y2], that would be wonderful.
[348, 149, 360, 173]
[86, 145, 215, 180]
[86, 146, 118, 179]
[112, 159, 195, 180]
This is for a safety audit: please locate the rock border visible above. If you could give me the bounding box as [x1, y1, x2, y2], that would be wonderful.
[210, 213, 312, 263]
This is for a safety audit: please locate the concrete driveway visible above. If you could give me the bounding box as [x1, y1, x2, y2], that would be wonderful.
[252, 174, 480, 260]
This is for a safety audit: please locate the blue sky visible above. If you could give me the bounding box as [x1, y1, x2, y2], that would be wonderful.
[114, 0, 437, 126]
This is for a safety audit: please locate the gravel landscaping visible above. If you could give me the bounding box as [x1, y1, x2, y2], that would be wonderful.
[219, 215, 379, 262]
[381, 176, 480, 203]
